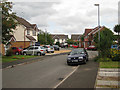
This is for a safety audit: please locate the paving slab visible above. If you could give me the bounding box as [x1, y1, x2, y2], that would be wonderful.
[99, 72, 120, 77]
[97, 80, 119, 86]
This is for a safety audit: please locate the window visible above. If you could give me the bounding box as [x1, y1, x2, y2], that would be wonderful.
[27, 30, 30, 35]
[33, 30, 36, 36]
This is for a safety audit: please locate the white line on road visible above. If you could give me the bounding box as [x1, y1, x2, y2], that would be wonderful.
[53, 65, 79, 88]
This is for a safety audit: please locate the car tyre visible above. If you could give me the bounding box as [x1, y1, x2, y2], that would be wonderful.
[83, 59, 87, 64]
[15, 52, 19, 55]
[51, 51, 54, 53]
[37, 52, 41, 56]
[23, 52, 27, 55]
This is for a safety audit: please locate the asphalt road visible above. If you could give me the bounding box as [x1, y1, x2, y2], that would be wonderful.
[3, 50, 98, 88]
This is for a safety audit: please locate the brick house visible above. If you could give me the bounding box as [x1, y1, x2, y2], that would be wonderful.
[2, 17, 39, 55]
[84, 26, 105, 48]
[51, 34, 68, 44]
[71, 34, 83, 47]
[11, 16, 39, 48]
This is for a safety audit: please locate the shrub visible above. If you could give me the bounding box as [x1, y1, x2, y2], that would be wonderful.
[98, 57, 112, 62]
[110, 49, 120, 61]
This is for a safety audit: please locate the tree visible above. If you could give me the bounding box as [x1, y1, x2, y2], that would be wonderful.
[38, 32, 53, 45]
[94, 27, 114, 57]
[67, 39, 74, 44]
[114, 24, 120, 44]
[2, 1, 17, 44]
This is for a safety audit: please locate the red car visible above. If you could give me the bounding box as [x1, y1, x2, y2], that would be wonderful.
[72, 45, 79, 48]
[11, 47, 23, 55]
[85, 45, 97, 50]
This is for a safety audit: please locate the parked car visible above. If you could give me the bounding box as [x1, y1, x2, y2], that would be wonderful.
[72, 45, 79, 48]
[11, 47, 23, 55]
[22, 46, 46, 56]
[43, 45, 54, 53]
[53, 45, 60, 51]
[111, 45, 118, 49]
[85, 45, 97, 50]
[67, 48, 88, 65]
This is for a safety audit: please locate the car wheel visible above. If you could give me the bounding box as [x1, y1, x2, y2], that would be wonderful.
[23, 52, 27, 55]
[83, 59, 87, 64]
[15, 52, 19, 55]
[37, 52, 41, 56]
[51, 51, 54, 53]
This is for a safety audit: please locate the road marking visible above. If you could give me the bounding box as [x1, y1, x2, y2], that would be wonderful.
[54, 65, 79, 88]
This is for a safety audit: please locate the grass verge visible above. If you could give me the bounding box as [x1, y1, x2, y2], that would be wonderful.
[2, 55, 36, 63]
[100, 61, 120, 68]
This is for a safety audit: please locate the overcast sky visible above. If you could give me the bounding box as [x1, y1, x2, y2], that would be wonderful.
[9, 0, 120, 37]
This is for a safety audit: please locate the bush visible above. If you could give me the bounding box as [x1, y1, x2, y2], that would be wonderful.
[94, 56, 112, 62]
[110, 49, 120, 61]
[6, 48, 13, 56]
[98, 57, 112, 62]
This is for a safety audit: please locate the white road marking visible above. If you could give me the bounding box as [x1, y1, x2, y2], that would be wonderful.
[54, 65, 79, 88]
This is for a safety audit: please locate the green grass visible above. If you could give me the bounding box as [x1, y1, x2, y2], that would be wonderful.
[100, 61, 120, 68]
[2, 55, 36, 63]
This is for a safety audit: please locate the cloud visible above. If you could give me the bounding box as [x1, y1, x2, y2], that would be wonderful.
[11, 0, 120, 35]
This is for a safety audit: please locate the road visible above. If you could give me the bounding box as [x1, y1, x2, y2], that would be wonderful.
[3, 50, 98, 88]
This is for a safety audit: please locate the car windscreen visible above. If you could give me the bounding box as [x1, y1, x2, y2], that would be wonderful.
[40, 46, 45, 49]
[70, 49, 84, 55]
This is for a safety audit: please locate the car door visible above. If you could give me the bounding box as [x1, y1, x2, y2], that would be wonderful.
[27, 47, 34, 55]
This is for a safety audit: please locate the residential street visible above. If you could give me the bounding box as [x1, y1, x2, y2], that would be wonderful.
[3, 50, 98, 88]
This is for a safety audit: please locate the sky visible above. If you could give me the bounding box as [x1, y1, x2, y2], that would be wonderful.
[9, 0, 120, 38]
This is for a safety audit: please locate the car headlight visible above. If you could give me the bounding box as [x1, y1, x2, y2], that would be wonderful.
[68, 58, 71, 60]
[78, 57, 83, 59]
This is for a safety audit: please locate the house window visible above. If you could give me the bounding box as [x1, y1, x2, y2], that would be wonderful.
[33, 30, 36, 36]
[27, 30, 30, 35]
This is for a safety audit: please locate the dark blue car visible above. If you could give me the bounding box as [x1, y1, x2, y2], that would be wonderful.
[67, 48, 89, 65]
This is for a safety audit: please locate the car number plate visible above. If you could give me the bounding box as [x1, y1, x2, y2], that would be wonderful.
[73, 60, 78, 62]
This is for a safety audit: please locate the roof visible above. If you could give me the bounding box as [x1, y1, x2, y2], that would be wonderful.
[26, 36, 36, 41]
[71, 34, 82, 40]
[16, 17, 38, 31]
[84, 29, 93, 36]
[51, 34, 68, 39]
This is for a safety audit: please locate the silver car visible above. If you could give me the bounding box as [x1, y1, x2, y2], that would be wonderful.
[22, 46, 46, 56]
[43, 45, 54, 53]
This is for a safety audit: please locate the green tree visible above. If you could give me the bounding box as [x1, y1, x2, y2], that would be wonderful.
[38, 32, 53, 45]
[2, 1, 17, 44]
[81, 35, 84, 42]
[67, 39, 74, 44]
[94, 27, 114, 57]
[114, 24, 120, 44]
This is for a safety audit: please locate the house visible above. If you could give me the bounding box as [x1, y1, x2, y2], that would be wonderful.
[71, 34, 83, 47]
[51, 34, 68, 44]
[84, 26, 105, 48]
[10, 16, 39, 49]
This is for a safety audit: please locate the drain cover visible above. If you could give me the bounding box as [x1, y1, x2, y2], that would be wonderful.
[58, 78, 64, 81]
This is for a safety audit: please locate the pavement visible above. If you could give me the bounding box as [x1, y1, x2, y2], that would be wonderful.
[95, 68, 120, 89]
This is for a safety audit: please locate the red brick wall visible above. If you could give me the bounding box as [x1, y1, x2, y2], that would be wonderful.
[11, 41, 31, 49]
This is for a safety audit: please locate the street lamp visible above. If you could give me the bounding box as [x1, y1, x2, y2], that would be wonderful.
[94, 4, 101, 56]
[94, 4, 100, 41]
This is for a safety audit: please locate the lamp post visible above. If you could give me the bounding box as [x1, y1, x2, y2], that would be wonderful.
[94, 4, 100, 41]
[94, 4, 101, 56]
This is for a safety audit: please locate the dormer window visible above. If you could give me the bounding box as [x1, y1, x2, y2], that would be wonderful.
[33, 30, 36, 36]
[27, 30, 30, 35]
